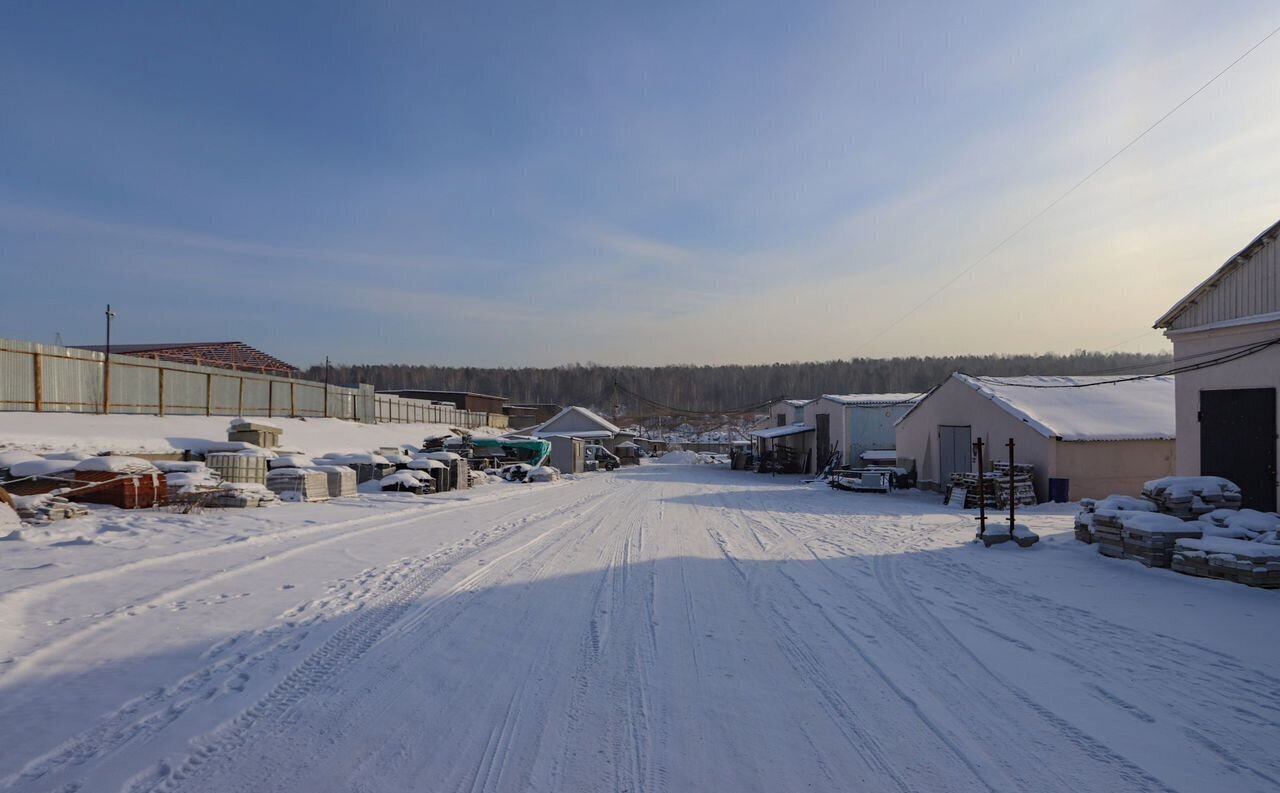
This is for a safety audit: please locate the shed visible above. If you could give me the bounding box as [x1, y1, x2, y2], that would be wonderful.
[749, 398, 817, 473]
[530, 406, 625, 449]
[1154, 217, 1280, 510]
[811, 393, 923, 469]
[894, 374, 1176, 501]
[377, 389, 508, 414]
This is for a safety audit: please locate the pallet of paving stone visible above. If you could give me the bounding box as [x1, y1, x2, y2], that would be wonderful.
[1142, 476, 1243, 518]
[1172, 538, 1280, 587]
[1121, 515, 1203, 568]
[1092, 512, 1126, 558]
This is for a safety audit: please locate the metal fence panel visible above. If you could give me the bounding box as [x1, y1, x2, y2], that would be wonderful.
[0, 348, 36, 409]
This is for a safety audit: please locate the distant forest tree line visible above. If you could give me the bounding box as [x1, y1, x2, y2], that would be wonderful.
[306, 351, 1172, 415]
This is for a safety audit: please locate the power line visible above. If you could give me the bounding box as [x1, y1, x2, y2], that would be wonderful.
[966, 334, 1280, 388]
[855, 21, 1280, 354]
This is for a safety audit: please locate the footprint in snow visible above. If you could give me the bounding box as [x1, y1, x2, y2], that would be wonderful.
[280, 583, 295, 590]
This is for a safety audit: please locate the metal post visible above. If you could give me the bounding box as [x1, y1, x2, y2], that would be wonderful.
[33, 352, 43, 412]
[1007, 438, 1017, 535]
[205, 373, 212, 416]
[323, 356, 330, 418]
[103, 304, 115, 414]
[974, 438, 987, 537]
[158, 368, 165, 416]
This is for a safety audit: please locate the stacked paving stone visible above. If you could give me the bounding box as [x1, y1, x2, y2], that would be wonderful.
[1141, 476, 1242, 519]
[1172, 536, 1280, 588]
[13, 494, 89, 523]
[1074, 496, 1157, 544]
[1119, 512, 1204, 567]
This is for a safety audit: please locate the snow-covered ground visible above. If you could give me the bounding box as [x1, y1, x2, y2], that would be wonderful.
[2, 464, 1278, 792]
[0, 413, 504, 457]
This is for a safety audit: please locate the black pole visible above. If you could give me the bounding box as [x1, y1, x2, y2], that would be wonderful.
[1007, 437, 1016, 534]
[103, 304, 115, 414]
[324, 356, 331, 418]
[974, 438, 986, 537]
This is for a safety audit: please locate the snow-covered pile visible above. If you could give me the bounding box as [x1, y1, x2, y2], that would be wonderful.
[270, 454, 316, 469]
[73, 456, 159, 475]
[526, 466, 560, 483]
[8, 458, 77, 478]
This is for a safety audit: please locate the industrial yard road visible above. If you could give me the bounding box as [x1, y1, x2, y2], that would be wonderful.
[2, 463, 1278, 793]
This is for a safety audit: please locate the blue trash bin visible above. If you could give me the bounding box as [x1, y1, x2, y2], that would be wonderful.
[1048, 478, 1070, 503]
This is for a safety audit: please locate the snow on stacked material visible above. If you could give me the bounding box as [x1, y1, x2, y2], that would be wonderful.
[652, 451, 700, 465]
[8, 458, 77, 478]
[1075, 494, 1159, 542]
[73, 456, 159, 475]
[0, 450, 43, 467]
[953, 374, 1175, 441]
[420, 451, 462, 461]
[330, 452, 391, 466]
[408, 458, 446, 470]
[381, 453, 412, 465]
[526, 466, 560, 483]
[230, 417, 281, 430]
[13, 492, 89, 522]
[822, 393, 923, 406]
[1143, 476, 1243, 518]
[269, 454, 316, 469]
[1011, 523, 1040, 547]
[500, 463, 532, 481]
[1119, 512, 1204, 567]
[380, 471, 427, 493]
[1173, 536, 1280, 587]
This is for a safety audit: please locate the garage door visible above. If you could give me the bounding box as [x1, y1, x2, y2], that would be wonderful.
[1200, 388, 1276, 511]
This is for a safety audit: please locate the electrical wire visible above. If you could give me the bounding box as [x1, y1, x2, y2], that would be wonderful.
[966, 334, 1280, 387]
[854, 21, 1280, 355]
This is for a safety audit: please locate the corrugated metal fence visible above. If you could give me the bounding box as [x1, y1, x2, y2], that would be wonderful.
[0, 338, 502, 429]
[374, 394, 508, 429]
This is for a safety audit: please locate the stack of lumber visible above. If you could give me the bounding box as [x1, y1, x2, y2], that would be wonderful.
[991, 462, 1038, 507]
[1073, 495, 1157, 544]
[1119, 512, 1204, 567]
[947, 472, 999, 509]
[1142, 476, 1242, 519]
[1172, 537, 1280, 588]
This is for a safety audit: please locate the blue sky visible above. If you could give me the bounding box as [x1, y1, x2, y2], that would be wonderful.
[2, 1, 1279, 367]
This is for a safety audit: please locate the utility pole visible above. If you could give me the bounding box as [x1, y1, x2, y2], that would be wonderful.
[324, 356, 331, 418]
[103, 304, 115, 414]
[1006, 437, 1017, 535]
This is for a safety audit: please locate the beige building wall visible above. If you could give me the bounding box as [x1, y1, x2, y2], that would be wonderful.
[1166, 317, 1280, 507]
[895, 376, 1055, 495]
[1053, 439, 1176, 500]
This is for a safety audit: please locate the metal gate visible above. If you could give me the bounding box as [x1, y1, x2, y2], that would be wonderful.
[1200, 388, 1277, 511]
[939, 425, 972, 485]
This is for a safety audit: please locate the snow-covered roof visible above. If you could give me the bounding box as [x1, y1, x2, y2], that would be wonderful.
[821, 393, 923, 407]
[783, 399, 815, 407]
[954, 374, 1175, 442]
[530, 406, 621, 436]
[750, 424, 815, 439]
[535, 430, 615, 440]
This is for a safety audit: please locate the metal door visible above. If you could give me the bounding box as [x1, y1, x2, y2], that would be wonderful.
[1200, 388, 1277, 511]
[816, 413, 831, 460]
[939, 425, 972, 485]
